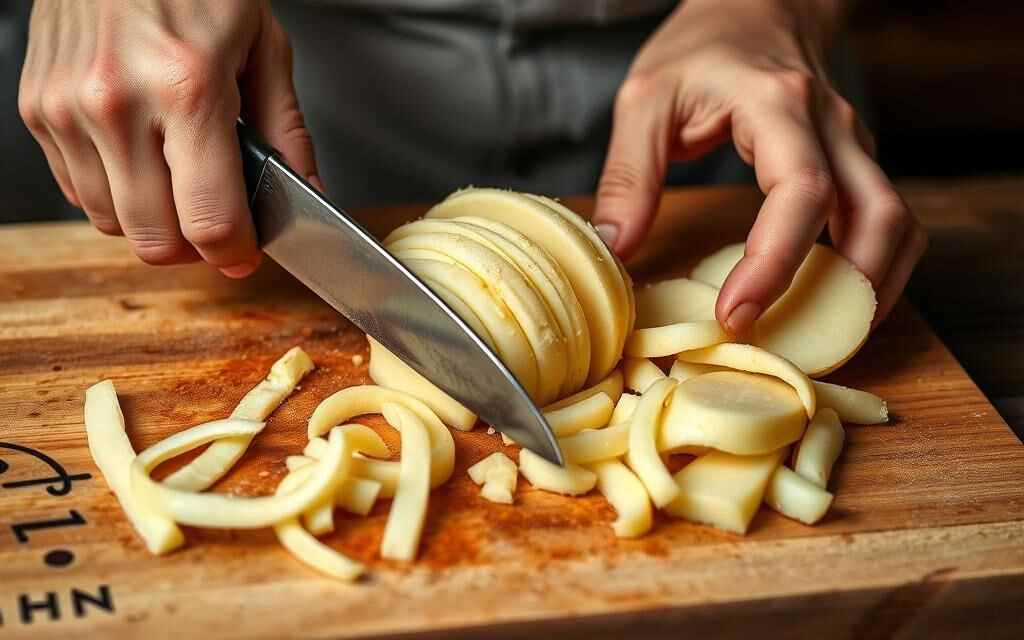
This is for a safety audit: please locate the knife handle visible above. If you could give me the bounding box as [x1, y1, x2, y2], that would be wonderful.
[237, 120, 277, 204]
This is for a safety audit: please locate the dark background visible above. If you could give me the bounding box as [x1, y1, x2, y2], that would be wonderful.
[1, 1, 1021, 222]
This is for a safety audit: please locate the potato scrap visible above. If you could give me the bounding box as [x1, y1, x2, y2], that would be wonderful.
[467, 452, 518, 504]
[587, 459, 653, 538]
[794, 408, 846, 487]
[518, 448, 597, 495]
[764, 465, 834, 525]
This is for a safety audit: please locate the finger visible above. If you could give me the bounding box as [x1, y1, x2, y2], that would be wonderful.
[820, 99, 912, 289]
[241, 8, 321, 191]
[872, 223, 928, 328]
[716, 107, 835, 336]
[162, 96, 261, 278]
[591, 74, 674, 258]
[32, 126, 82, 210]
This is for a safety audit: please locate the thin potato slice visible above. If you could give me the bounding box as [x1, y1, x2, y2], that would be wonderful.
[764, 465, 834, 525]
[623, 357, 667, 394]
[544, 392, 614, 437]
[163, 347, 314, 492]
[307, 385, 454, 489]
[692, 243, 877, 376]
[518, 448, 597, 495]
[610, 393, 640, 425]
[669, 360, 725, 382]
[587, 459, 653, 538]
[559, 423, 630, 464]
[665, 448, 786, 534]
[625, 378, 679, 508]
[467, 452, 518, 504]
[625, 321, 729, 358]
[337, 477, 383, 516]
[84, 380, 185, 554]
[286, 455, 313, 472]
[794, 408, 845, 487]
[273, 468, 364, 581]
[544, 369, 623, 412]
[677, 343, 816, 418]
[813, 381, 888, 424]
[379, 403, 432, 562]
[368, 336, 477, 431]
[658, 371, 807, 455]
[635, 277, 718, 328]
[132, 424, 348, 529]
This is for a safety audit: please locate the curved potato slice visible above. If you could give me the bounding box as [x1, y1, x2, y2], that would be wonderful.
[635, 277, 719, 328]
[544, 369, 623, 413]
[559, 423, 630, 464]
[379, 403, 432, 562]
[669, 360, 725, 382]
[764, 465, 834, 525]
[610, 393, 640, 425]
[518, 448, 597, 495]
[794, 408, 845, 487]
[623, 357, 667, 394]
[587, 459, 653, 538]
[625, 321, 729, 358]
[813, 381, 888, 425]
[544, 392, 614, 437]
[625, 378, 679, 507]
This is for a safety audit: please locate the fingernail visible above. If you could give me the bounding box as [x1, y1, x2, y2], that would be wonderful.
[220, 261, 258, 279]
[725, 301, 762, 336]
[595, 223, 619, 250]
[307, 174, 325, 192]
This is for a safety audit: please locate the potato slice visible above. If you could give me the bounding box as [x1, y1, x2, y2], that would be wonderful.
[665, 448, 786, 534]
[518, 448, 597, 495]
[587, 459, 653, 538]
[337, 477, 383, 516]
[813, 381, 888, 424]
[467, 452, 518, 504]
[545, 392, 614, 437]
[368, 336, 477, 431]
[794, 408, 845, 488]
[625, 321, 729, 358]
[764, 465, 834, 525]
[676, 343, 816, 418]
[623, 357, 667, 394]
[635, 277, 718, 328]
[610, 393, 640, 424]
[286, 455, 314, 472]
[544, 369, 623, 412]
[658, 371, 807, 455]
[668, 360, 725, 382]
[273, 468, 364, 581]
[379, 403, 432, 561]
[426, 189, 629, 384]
[307, 385, 455, 489]
[84, 380, 185, 554]
[625, 378, 679, 508]
[163, 346, 314, 492]
[132, 423, 345, 529]
[692, 243, 877, 376]
[559, 423, 630, 464]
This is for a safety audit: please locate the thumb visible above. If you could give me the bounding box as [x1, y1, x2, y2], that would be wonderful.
[241, 8, 322, 192]
[592, 80, 672, 259]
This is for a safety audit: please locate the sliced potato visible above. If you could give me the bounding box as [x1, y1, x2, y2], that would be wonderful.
[559, 423, 630, 464]
[587, 459, 653, 538]
[813, 380, 888, 425]
[518, 448, 597, 495]
[625, 378, 679, 508]
[764, 465, 834, 525]
[467, 452, 518, 504]
[378, 403, 432, 561]
[625, 320, 729, 358]
[544, 369, 623, 412]
[545, 392, 614, 437]
[794, 408, 845, 488]
[635, 277, 718, 328]
[610, 393, 640, 425]
[623, 357, 667, 394]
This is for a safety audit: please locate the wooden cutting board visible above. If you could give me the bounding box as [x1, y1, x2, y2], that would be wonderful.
[1, 187, 1022, 639]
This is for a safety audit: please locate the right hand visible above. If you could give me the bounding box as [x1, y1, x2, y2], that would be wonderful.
[18, 1, 319, 278]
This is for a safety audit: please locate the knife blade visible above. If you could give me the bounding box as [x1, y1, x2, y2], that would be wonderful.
[237, 123, 563, 465]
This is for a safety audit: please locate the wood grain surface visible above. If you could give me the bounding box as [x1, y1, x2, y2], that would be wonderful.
[0, 184, 1022, 639]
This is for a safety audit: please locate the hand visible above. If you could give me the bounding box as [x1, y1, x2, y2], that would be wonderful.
[18, 1, 319, 278]
[592, 0, 926, 332]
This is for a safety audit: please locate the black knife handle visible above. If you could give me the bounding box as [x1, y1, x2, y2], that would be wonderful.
[237, 120, 277, 204]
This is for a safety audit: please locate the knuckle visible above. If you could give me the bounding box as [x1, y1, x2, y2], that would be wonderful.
[17, 90, 43, 133]
[868, 191, 911, 233]
[615, 71, 662, 112]
[78, 64, 131, 125]
[89, 215, 123, 236]
[40, 90, 76, 133]
[182, 211, 241, 251]
[160, 44, 217, 117]
[131, 232, 189, 265]
[832, 96, 858, 130]
[760, 70, 817, 108]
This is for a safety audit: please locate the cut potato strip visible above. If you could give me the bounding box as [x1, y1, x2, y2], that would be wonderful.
[691, 243, 876, 376]
[813, 381, 888, 424]
[467, 452, 518, 504]
[626, 378, 679, 507]
[665, 448, 786, 534]
[764, 465, 834, 525]
[669, 360, 725, 382]
[544, 370, 623, 412]
[659, 371, 807, 455]
[518, 448, 597, 495]
[286, 455, 313, 472]
[352, 458, 400, 498]
[273, 468, 364, 581]
[794, 408, 845, 488]
[635, 277, 718, 328]
[308, 385, 454, 488]
[625, 321, 729, 358]
[132, 426, 347, 529]
[367, 337, 477, 431]
[677, 343, 816, 418]
[379, 403, 432, 561]
[559, 423, 630, 464]
[306, 424, 391, 460]
[587, 459, 653, 538]
[84, 380, 185, 554]
[164, 347, 314, 492]
[337, 477, 383, 516]
[610, 393, 640, 425]
[302, 496, 335, 536]
[545, 392, 614, 437]
[623, 357, 666, 394]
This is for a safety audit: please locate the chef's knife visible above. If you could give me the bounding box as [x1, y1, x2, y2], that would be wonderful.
[237, 122, 563, 465]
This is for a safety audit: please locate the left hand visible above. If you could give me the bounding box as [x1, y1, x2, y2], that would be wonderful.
[591, 0, 926, 334]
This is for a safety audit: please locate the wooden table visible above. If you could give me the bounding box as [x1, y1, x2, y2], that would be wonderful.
[0, 179, 1022, 638]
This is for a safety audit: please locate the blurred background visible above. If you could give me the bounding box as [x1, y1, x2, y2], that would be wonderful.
[1, 0, 1021, 223]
